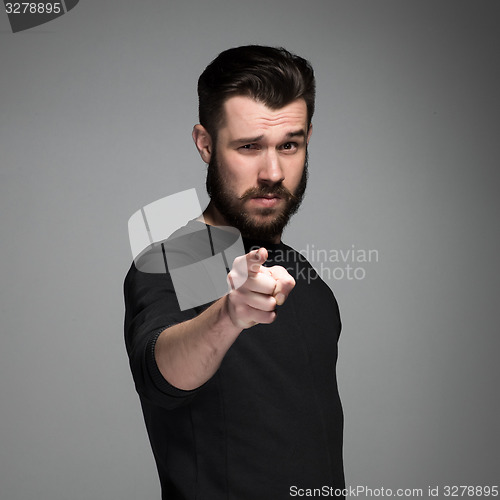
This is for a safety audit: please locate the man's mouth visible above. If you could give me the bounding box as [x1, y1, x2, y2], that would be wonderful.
[250, 195, 282, 207]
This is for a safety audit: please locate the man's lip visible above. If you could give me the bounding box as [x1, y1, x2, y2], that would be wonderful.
[252, 195, 281, 199]
[249, 196, 282, 207]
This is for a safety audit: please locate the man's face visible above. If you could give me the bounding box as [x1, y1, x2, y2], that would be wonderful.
[206, 96, 312, 242]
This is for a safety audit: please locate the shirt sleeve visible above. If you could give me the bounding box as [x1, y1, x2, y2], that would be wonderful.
[123, 260, 206, 410]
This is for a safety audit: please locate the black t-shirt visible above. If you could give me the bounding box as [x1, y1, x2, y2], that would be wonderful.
[124, 221, 345, 499]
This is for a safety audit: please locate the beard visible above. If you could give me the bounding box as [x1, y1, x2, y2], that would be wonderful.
[206, 149, 308, 242]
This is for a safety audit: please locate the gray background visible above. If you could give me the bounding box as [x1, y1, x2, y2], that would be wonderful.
[1, 1, 499, 499]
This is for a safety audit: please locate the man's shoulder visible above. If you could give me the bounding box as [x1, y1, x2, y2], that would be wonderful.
[275, 241, 339, 297]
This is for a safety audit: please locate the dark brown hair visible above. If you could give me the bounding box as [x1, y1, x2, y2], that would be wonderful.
[197, 45, 315, 140]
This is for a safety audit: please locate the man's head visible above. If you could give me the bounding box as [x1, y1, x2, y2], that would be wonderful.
[197, 45, 315, 143]
[193, 45, 315, 242]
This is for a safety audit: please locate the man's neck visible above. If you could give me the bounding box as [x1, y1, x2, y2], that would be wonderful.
[198, 202, 226, 227]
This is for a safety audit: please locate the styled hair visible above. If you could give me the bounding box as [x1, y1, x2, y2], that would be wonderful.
[197, 45, 315, 140]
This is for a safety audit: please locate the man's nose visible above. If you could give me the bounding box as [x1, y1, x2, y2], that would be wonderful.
[258, 150, 284, 184]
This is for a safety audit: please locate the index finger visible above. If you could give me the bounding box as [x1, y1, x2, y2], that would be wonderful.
[246, 247, 268, 276]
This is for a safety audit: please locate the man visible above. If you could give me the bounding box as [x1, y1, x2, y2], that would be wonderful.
[124, 45, 345, 499]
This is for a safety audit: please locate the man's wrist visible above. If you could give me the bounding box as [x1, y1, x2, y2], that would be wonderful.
[213, 294, 243, 337]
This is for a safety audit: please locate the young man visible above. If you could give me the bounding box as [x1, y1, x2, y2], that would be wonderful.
[124, 45, 345, 499]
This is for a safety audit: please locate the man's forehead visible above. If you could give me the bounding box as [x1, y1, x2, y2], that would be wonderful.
[220, 96, 309, 136]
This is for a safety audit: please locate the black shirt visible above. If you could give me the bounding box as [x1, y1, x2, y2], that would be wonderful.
[124, 221, 345, 499]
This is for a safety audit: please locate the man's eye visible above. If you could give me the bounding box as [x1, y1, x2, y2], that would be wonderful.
[281, 142, 298, 151]
[239, 144, 257, 150]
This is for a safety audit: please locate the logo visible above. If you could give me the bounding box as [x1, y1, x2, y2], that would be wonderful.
[128, 189, 247, 311]
[3, 1, 79, 33]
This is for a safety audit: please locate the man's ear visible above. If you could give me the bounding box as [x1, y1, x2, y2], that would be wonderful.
[307, 123, 313, 145]
[192, 125, 213, 164]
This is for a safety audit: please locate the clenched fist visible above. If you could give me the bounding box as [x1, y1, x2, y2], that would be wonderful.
[225, 247, 296, 329]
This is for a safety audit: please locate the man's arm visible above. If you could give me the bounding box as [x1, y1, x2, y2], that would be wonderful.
[154, 247, 295, 391]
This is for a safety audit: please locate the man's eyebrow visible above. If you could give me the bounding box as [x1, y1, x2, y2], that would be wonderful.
[229, 130, 306, 146]
[285, 130, 306, 139]
[229, 135, 264, 146]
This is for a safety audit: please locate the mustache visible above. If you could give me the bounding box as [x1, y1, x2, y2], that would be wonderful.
[239, 184, 298, 203]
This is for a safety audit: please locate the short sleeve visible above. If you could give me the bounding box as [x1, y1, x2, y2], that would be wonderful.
[124, 261, 204, 409]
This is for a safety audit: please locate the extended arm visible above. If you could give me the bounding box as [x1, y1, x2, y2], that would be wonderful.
[154, 247, 295, 390]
